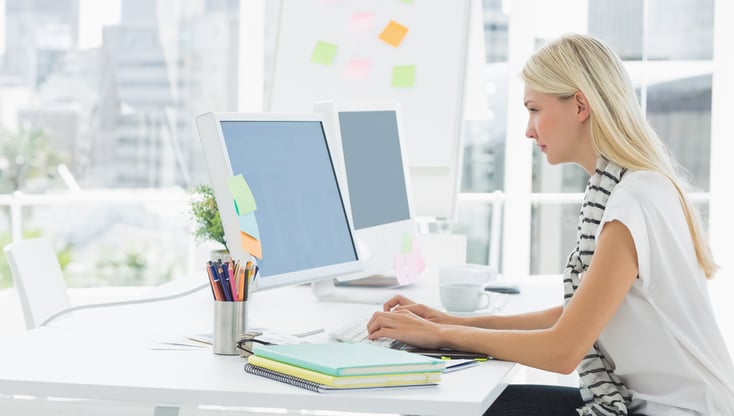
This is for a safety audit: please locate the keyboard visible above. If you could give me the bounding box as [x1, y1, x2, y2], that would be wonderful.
[328, 314, 405, 349]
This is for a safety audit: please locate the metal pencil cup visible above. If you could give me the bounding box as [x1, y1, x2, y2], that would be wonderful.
[213, 301, 247, 355]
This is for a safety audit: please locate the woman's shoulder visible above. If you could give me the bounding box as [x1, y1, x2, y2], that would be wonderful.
[608, 170, 678, 209]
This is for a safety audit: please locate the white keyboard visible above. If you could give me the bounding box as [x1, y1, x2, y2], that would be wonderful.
[328, 314, 405, 349]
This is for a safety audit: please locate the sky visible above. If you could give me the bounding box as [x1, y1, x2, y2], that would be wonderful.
[78, 0, 122, 49]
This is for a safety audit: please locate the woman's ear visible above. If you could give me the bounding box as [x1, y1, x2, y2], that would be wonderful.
[575, 91, 590, 123]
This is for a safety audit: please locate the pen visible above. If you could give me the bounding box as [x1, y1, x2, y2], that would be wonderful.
[237, 267, 246, 301]
[206, 261, 225, 301]
[217, 265, 233, 301]
[227, 260, 237, 301]
[207, 261, 225, 301]
[244, 261, 253, 301]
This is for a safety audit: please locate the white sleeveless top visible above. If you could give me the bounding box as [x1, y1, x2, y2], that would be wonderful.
[595, 171, 734, 415]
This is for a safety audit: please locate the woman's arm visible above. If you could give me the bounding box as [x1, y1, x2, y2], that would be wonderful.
[368, 220, 639, 374]
[461, 306, 563, 330]
[380, 295, 563, 330]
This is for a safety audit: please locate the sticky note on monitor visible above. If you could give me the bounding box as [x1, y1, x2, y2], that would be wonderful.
[227, 174, 257, 215]
[401, 232, 413, 254]
[237, 212, 260, 241]
[240, 231, 263, 259]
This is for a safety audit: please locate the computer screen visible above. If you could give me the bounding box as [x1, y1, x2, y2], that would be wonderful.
[315, 101, 424, 290]
[195, 112, 363, 291]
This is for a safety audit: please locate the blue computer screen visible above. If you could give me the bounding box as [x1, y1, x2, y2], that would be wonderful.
[337, 110, 410, 230]
[220, 120, 358, 278]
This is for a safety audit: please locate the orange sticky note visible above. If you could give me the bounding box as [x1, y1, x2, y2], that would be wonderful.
[378, 20, 409, 48]
[240, 231, 262, 259]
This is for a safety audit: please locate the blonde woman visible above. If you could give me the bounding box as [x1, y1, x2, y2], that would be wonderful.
[367, 33, 734, 415]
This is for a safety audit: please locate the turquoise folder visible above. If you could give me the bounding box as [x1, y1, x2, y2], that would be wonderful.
[252, 342, 445, 376]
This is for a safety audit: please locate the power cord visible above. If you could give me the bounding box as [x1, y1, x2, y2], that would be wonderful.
[39, 281, 210, 327]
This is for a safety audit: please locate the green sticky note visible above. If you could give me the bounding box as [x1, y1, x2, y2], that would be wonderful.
[311, 41, 338, 66]
[401, 232, 412, 254]
[226, 174, 257, 215]
[391, 65, 415, 87]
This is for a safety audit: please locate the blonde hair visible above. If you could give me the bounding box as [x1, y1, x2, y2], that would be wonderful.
[521, 33, 717, 278]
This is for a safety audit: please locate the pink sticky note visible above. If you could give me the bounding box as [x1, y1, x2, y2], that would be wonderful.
[394, 253, 408, 284]
[393, 245, 425, 285]
[345, 58, 371, 80]
[350, 12, 374, 32]
[405, 249, 426, 283]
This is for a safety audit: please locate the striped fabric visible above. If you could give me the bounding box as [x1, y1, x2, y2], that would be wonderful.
[563, 157, 632, 415]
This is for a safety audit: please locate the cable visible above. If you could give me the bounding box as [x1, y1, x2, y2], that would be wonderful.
[39, 282, 210, 327]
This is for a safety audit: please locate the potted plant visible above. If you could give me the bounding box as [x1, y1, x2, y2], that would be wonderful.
[189, 184, 229, 257]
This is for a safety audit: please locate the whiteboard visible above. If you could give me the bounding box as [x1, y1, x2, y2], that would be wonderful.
[269, 0, 472, 218]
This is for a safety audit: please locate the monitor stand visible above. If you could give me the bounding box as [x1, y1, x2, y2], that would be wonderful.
[311, 276, 401, 305]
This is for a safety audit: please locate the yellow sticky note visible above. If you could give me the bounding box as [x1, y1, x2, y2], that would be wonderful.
[378, 20, 409, 48]
[240, 231, 263, 259]
[226, 175, 257, 215]
[391, 65, 416, 88]
[311, 41, 338, 66]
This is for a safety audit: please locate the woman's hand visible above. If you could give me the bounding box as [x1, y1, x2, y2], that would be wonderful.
[382, 295, 459, 325]
[366, 308, 445, 349]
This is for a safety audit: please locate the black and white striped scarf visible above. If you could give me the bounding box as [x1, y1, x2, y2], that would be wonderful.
[563, 157, 633, 415]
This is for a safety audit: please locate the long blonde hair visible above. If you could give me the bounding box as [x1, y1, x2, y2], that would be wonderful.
[522, 33, 717, 278]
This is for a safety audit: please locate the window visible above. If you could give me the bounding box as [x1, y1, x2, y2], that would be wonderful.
[455, 0, 716, 277]
[0, 0, 244, 288]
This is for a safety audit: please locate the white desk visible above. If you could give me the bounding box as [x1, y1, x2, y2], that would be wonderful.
[0, 272, 562, 416]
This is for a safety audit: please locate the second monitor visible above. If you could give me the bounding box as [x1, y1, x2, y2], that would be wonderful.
[315, 101, 424, 289]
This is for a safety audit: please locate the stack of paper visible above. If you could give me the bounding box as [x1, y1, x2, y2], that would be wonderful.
[245, 342, 445, 393]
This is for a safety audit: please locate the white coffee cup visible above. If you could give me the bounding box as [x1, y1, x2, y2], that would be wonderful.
[439, 264, 497, 286]
[439, 282, 491, 312]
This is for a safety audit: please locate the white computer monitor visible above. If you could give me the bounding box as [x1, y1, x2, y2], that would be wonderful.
[314, 101, 423, 290]
[195, 112, 363, 292]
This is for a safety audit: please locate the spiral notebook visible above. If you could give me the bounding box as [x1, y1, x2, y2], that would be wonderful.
[244, 363, 440, 393]
[252, 342, 445, 376]
[247, 354, 441, 387]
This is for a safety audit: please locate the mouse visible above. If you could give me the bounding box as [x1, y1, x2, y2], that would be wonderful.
[483, 281, 521, 295]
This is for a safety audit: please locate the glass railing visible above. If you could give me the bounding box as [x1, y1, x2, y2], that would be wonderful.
[0, 189, 219, 289]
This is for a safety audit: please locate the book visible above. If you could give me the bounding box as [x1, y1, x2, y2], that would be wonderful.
[244, 363, 439, 393]
[247, 354, 441, 388]
[252, 342, 445, 376]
